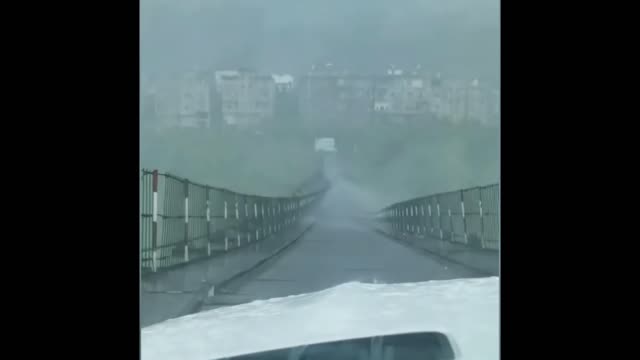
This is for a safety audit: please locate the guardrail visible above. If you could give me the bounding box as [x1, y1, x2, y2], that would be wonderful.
[376, 184, 499, 251]
[140, 169, 327, 274]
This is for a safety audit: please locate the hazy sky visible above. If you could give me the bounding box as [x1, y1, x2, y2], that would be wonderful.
[141, 0, 499, 86]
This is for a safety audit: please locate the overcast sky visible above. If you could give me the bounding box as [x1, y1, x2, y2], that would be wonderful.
[141, 0, 499, 86]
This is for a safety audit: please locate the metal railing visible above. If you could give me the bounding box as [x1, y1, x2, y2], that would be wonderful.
[140, 169, 327, 274]
[376, 184, 499, 250]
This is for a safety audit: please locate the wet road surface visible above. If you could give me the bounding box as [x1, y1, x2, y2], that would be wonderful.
[203, 174, 483, 310]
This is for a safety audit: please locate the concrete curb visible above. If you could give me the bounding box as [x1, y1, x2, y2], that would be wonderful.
[374, 228, 498, 277]
[186, 222, 315, 315]
[141, 222, 315, 327]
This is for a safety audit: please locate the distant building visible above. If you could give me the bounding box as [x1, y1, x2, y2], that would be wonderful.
[272, 74, 300, 127]
[143, 72, 212, 130]
[372, 69, 431, 122]
[466, 80, 491, 124]
[153, 74, 180, 129]
[177, 71, 211, 128]
[299, 67, 439, 127]
[174, 67, 500, 130]
[428, 74, 450, 121]
[214, 70, 240, 92]
[299, 73, 339, 129]
[215, 70, 276, 127]
[445, 79, 468, 123]
[299, 71, 375, 129]
[337, 75, 375, 127]
[430, 78, 499, 125]
[272, 74, 295, 93]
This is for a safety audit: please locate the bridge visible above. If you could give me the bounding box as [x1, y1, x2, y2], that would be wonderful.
[140, 160, 499, 327]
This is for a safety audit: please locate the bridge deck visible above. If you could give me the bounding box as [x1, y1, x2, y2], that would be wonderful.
[201, 177, 483, 311]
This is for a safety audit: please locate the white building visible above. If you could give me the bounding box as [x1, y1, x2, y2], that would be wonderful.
[428, 78, 461, 122]
[466, 80, 499, 125]
[372, 69, 431, 122]
[153, 75, 180, 129]
[428, 78, 498, 125]
[177, 72, 211, 128]
[215, 70, 276, 127]
[214, 70, 240, 92]
[272, 74, 294, 93]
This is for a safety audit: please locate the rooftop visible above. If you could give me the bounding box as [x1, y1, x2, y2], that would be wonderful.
[272, 74, 295, 84]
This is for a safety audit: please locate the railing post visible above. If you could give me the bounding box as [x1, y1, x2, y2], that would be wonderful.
[405, 206, 409, 233]
[184, 179, 189, 263]
[405, 206, 408, 233]
[224, 199, 229, 251]
[245, 196, 250, 242]
[255, 202, 260, 241]
[428, 200, 433, 234]
[266, 202, 270, 235]
[278, 200, 282, 232]
[262, 203, 266, 238]
[206, 187, 211, 256]
[394, 207, 397, 233]
[437, 197, 443, 240]
[151, 170, 159, 272]
[391, 207, 395, 232]
[272, 201, 276, 234]
[269, 200, 273, 233]
[269, 202, 274, 235]
[461, 190, 468, 244]
[263, 200, 266, 238]
[421, 203, 426, 235]
[402, 206, 406, 234]
[235, 196, 240, 247]
[479, 187, 485, 249]
[448, 207, 453, 242]
[405, 206, 409, 234]
[410, 205, 414, 234]
[392, 208, 396, 233]
[412, 205, 416, 234]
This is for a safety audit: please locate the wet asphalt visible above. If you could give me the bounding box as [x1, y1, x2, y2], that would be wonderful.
[203, 171, 482, 310]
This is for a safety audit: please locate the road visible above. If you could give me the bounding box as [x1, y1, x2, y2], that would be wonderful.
[203, 170, 483, 310]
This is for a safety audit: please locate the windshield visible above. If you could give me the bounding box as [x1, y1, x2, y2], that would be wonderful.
[140, 1, 499, 359]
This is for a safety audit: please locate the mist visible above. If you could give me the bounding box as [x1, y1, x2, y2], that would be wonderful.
[140, 0, 500, 203]
[141, 0, 499, 85]
[140, 1, 501, 340]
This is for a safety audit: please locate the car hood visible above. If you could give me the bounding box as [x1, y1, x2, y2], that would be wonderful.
[141, 277, 499, 360]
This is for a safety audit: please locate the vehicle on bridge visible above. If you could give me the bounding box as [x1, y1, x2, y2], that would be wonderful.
[314, 137, 337, 153]
[141, 277, 498, 360]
